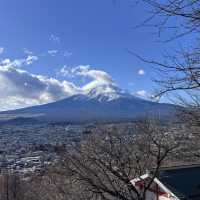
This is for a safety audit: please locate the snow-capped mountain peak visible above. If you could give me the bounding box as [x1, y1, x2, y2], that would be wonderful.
[84, 84, 131, 102]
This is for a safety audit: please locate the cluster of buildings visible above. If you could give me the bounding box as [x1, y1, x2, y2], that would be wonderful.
[0, 123, 88, 173]
[0, 121, 200, 199]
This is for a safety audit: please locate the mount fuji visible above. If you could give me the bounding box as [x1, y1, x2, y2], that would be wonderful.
[0, 84, 178, 123]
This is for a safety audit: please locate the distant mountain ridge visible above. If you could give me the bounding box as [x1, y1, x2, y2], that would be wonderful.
[0, 84, 178, 123]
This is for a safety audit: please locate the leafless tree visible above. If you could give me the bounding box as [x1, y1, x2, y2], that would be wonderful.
[0, 170, 23, 200]
[136, 0, 200, 41]
[130, 0, 200, 101]
[127, 0, 200, 160]
[39, 119, 180, 200]
[127, 1, 200, 128]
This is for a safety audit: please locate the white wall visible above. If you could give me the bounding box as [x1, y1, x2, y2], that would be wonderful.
[137, 188, 172, 200]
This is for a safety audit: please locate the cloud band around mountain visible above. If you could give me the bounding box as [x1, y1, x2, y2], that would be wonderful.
[0, 63, 149, 111]
[0, 64, 117, 111]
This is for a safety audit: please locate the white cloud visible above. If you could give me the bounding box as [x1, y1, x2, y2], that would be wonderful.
[135, 90, 158, 101]
[138, 69, 145, 75]
[1, 59, 11, 65]
[59, 65, 115, 92]
[50, 34, 60, 43]
[26, 55, 38, 65]
[24, 48, 33, 55]
[0, 65, 78, 111]
[0, 58, 24, 68]
[0, 47, 4, 54]
[136, 90, 148, 98]
[135, 90, 159, 101]
[48, 50, 58, 56]
[59, 65, 71, 77]
[0, 55, 38, 68]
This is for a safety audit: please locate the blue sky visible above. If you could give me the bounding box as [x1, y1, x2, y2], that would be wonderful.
[0, 0, 192, 110]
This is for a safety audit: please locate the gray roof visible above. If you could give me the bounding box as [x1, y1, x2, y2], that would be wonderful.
[158, 166, 200, 200]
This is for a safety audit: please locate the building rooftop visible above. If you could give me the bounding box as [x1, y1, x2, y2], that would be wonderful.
[158, 165, 200, 200]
